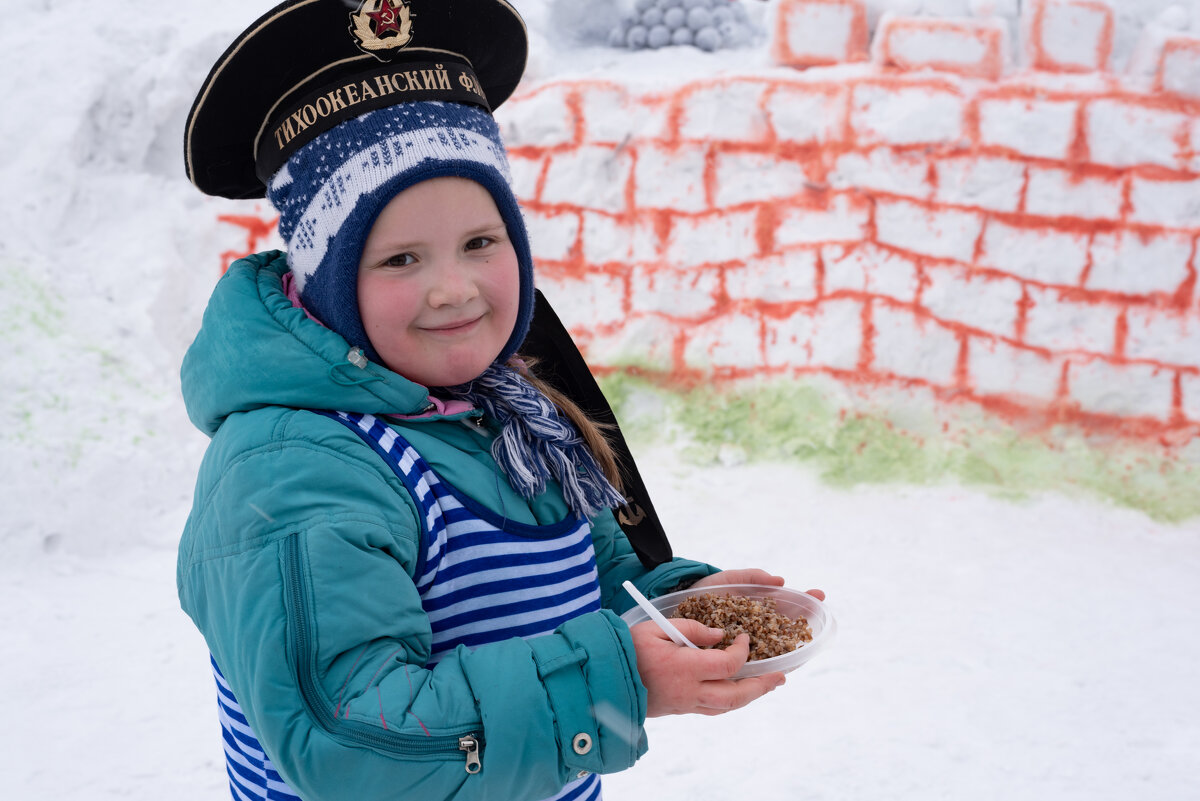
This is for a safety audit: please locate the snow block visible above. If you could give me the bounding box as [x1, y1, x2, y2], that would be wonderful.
[629, 263, 720, 318]
[1067, 358, 1174, 419]
[1156, 36, 1200, 101]
[725, 249, 821, 305]
[921, 263, 1023, 338]
[850, 80, 967, 147]
[968, 338, 1062, 401]
[535, 272, 628, 330]
[495, 84, 577, 148]
[506, 152, 545, 204]
[1023, 0, 1114, 74]
[933, 155, 1026, 213]
[525, 208, 580, 262]
[977, 219, 1090, 286]
[1086, 230, 1195, 297]
[771, 0, 869, 69]
[580, 315, 678, 370]
[1022, 286, 1121, 354]
[874, 198, 983, 263]
[677, 81, 771, 144]
[775, 192, 871, 247]
[873, 14, 1007, 81]
[683, 312, 765, 370]
[580, 211, 636, 266]
[664, 208, 760, 268]
[588, 91, 673, 145]
[1124, 307, 1200, 368]
[766, 84, 850, 146]
[1023, 166, 1124, 222]
[1128, 174, 1200, 229]
[714, 151, 811, 207]
[975, 93, 1080, 161]
[1182, 372, 1200, 423]
[870, 303, 962, 385]
[1085, 98, 1191, 171]
[821, 243, 920, 303]
[542, 145, 634, 214]
[829, 147, 932, 200]
[763, 298, 864, 370]
[633, 143, 709, 213]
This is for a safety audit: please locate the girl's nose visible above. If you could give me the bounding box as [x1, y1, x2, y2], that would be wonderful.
[427, 260, 480, 308]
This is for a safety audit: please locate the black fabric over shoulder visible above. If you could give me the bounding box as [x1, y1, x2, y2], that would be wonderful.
[521, 290, 673, 569]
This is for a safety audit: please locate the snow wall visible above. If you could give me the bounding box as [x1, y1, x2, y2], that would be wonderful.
[216, 0, 1200, 443]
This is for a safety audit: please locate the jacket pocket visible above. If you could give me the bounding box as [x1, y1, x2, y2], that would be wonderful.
[281, 532, 485, 773]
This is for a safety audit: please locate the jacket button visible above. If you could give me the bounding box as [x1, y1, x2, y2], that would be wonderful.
[572, 733, 593, 755]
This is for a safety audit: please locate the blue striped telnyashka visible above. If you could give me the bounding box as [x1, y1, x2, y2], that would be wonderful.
[208, 411, 605, 801]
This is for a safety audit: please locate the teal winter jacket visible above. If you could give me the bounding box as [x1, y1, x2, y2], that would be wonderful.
[177, 252, 716, 801]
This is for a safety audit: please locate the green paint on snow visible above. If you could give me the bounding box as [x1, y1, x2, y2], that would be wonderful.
[597, 374, 1200, 524]
[0, 262, 65, 340]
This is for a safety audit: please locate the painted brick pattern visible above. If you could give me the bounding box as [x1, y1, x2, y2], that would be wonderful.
[491, 40, 1199, 439]
[212, 4, 1200, 443]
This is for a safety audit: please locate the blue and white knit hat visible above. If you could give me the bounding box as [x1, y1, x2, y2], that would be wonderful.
[265, 99, 535, 370]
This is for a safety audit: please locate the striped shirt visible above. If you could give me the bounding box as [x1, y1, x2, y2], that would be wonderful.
[210, 411, 604, 801]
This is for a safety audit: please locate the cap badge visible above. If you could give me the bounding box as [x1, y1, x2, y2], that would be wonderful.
[350, 0, 414, 59]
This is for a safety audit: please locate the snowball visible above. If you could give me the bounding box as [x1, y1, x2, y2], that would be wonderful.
[663, 7, 686, 29]
[648, 24, 672, 48]
[712, 6, 733, 26]
[694, 26, 722, 51]
[607, 26, 627, 47]
[671, 26, 694, 46]
[627, 24, 649, 48]
[687, 7, 713, 30]
[642, 7, 664, 26]
[681, 0, 709, 9]
[718, 21, 750, 48]
[635, 0, 656, 12]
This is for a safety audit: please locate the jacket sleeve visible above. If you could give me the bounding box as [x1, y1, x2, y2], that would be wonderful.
[587, 506, 719, 616]
[178, 410, 645, 801]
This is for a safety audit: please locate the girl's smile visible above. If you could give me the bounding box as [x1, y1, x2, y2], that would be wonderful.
[356, 176, 521, 387]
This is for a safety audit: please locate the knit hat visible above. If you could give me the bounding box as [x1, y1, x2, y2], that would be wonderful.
[182, 0, 534, 370]
[265, 99, 535, 368]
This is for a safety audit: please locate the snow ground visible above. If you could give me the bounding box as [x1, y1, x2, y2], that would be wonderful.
[4, 455, 1199, 800]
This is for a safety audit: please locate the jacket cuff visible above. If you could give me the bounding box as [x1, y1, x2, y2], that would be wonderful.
[609, 559, 719, 617]
[529, 609, 647, 776]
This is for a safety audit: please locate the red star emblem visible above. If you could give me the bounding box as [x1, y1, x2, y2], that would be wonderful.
[368, 0, 404, 36]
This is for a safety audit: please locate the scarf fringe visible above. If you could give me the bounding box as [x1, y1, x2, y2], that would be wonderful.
[447, 365, 627, 519]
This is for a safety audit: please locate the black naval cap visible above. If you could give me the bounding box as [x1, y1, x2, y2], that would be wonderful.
[184, 0, 528, 199]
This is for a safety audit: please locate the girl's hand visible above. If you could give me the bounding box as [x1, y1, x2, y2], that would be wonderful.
[692, 569, 825, 601]
[631, 618, 785, 717]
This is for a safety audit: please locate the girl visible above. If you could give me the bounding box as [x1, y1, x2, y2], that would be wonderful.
[179, 1, 819, 799]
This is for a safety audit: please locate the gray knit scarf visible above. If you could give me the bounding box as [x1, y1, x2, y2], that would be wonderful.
[445, 363, 626, 520]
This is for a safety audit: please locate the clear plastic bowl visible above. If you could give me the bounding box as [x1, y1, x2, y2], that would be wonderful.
[620, 583, 836, 678]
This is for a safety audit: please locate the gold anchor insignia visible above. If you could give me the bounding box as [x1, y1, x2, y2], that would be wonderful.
[618, 503, 647, 526]
[350, 0, 414, 57]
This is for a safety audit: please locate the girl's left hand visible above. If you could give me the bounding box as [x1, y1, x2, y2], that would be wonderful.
[692, 569, 825, 601]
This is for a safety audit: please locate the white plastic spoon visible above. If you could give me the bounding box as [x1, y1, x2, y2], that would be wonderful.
[622, 580, 700, 649]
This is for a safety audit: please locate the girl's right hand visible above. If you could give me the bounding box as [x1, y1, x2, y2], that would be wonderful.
[630, 618, 785, 717]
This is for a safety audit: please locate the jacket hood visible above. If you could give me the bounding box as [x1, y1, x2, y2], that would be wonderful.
[181, 251, 433, 436]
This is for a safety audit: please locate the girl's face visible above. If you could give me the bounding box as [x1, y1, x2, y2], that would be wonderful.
[357, 177, 521, 387]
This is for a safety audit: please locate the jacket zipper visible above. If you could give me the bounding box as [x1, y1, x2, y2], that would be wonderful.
[283, 533, 483, 772]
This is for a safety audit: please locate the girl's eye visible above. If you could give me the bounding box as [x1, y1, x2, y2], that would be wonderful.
[465, 236, 493, 251]
[383, 253, 416, 268]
